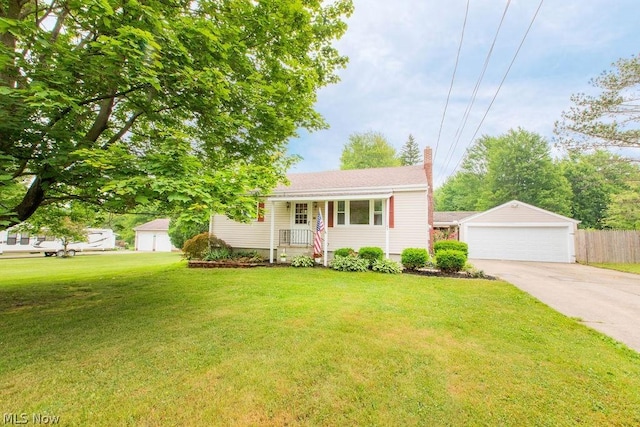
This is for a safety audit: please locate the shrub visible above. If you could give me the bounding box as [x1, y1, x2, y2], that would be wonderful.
[182, 233, 230, 260]
[435, 250, 467, 273]
[372, 258, 403, 274]
[203, 247, 232, 261]
[358, 247, 384, 266]
[233, 250, 265, 262]
[401, 248, 429, 270]
[334, 247, 355, 257]
[463, 262, 488, 279]
[168, 218, 209, 250]
[329, 255, 370, 272]
[291, 255, 315, 267]
[434, 240, 468, 256]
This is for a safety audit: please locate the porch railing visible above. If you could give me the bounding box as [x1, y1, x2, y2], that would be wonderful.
[279, 229, 313, 246]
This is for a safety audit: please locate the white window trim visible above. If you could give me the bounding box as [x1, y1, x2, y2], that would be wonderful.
[335, 199, 385, 226]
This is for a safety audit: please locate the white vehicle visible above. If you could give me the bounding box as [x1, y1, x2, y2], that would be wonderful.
[0, 228, 116, 257]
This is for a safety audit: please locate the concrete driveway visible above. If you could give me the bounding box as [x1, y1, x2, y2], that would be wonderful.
[470, 260, 640, 353]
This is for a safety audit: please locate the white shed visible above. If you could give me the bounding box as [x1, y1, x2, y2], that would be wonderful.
[133, 218, 176, 252]
[459, 200, 579, 263]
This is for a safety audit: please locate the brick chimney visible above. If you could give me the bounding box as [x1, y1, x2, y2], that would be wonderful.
[424, 147, 434, 253]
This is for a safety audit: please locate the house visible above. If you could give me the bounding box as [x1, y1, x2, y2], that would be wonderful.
[133, 218, 176, 252]
[458, 200, 580, 263]
[210, 148, 434, 264]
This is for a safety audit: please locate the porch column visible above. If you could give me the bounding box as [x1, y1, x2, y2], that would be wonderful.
[323, 200, 329, 266]
[385, 196, 390, 258]
[269, 200, 275, 264]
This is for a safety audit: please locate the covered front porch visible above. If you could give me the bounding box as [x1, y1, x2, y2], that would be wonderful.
[267, 192, 395, 265]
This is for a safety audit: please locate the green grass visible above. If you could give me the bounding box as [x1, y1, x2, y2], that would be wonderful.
[591, 263, 640, 274]
[1, 254, 639, 426]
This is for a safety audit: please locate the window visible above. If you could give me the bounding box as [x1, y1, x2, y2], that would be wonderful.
[19, 233, 29, 245]
[337, 201, 346, 225]
[374, 200, 383, 225]
[294, 203, 308, 225]
[334, 199, 385, 226]
[349, 200, 369, 225]
[7, 233, 17, 245]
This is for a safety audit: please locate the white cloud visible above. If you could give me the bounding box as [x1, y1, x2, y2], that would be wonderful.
[289, 0, 640, 184]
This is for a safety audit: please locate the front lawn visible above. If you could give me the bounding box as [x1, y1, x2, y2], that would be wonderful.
[591, 263, 640, 275]
[1, 254, 639, 425]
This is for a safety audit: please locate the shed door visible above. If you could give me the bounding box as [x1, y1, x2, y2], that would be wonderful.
[465, 225, 570, 262]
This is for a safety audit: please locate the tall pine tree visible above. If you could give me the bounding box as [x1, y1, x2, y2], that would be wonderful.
[400, 134, 421, 165]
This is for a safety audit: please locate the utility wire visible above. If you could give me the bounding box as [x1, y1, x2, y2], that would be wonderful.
[433, 0, 469, 165]
[440, 0, 511, 177]
[448, 0, 545, 179]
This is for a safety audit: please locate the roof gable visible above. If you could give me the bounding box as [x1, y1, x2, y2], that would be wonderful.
[459, 200, 579, 224]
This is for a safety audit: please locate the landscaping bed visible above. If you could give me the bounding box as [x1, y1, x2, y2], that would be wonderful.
[188, 260, 269, 268]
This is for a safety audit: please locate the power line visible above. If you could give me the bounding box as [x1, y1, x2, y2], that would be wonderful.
[447, 0, 545, 180]
[440, 0, 512, 177]
[433, 0, 469, 165]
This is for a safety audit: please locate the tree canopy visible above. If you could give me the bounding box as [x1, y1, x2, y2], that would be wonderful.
[400, 134, 420, 165]
[340, 131, 400, 170]
[435, 128, 572, 216]
[555, 55, 640, 152]
[560, 150, 639, 229]
[0, 0, 353, 230]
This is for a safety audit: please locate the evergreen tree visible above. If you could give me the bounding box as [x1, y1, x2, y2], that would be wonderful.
[400, 134, 421, 165]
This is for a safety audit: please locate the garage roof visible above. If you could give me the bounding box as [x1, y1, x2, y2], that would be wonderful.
[459, 200, 580, 224]
[133, 218, 171, 231]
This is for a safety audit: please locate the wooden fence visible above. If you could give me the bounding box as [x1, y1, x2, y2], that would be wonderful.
[575, 230, 640, 263]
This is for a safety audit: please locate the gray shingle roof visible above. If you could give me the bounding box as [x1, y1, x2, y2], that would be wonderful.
[433, 211, 479, 225]
[274, 165, 429, 195]
[133, 218, 170, 231]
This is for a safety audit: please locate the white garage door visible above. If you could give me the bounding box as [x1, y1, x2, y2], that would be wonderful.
[465, 226, 570, 262]
[136, 231, 174, 252]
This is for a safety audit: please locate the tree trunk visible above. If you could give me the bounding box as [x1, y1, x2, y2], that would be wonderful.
[0, 175, 50, 230]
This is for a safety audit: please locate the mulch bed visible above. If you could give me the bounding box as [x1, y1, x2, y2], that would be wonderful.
[188, 260, 291, 268]
[404, 268, 497, 280]
[188, 260, 495, 279]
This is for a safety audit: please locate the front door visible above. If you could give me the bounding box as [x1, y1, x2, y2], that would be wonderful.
[291, 202, 310, 245]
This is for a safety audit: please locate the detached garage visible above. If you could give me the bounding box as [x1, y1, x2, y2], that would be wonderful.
[459, 200, 579, 263]
[133, 218, 176, 252]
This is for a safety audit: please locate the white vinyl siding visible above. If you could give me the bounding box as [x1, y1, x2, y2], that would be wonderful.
[328, 191, 428, 256]
[211, 189, 430, 258]
[211, 203, 288, 250]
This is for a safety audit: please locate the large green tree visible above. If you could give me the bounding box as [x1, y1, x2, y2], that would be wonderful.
[555, 55, 640, 151]
[603, 187, 640, 229]
[560, 150, 639, 229]
[400, 134, 420, 165]
[435, 129, 572, 216]
[0, 0, 353, 229]
[340, 131, 400, 170]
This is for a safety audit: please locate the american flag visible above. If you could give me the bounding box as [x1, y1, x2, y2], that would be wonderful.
[314, 209, 325, 256]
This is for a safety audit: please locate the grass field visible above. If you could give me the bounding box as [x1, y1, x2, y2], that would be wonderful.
[1, 253, 639, 426]
[591, 263, 640, 275]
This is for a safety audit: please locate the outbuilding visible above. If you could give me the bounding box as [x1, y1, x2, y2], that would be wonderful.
[459, 200, 579, 263]
[133, 218, 176, 252]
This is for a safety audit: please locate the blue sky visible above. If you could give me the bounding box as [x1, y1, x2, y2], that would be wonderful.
[287, 0, 639, 186]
